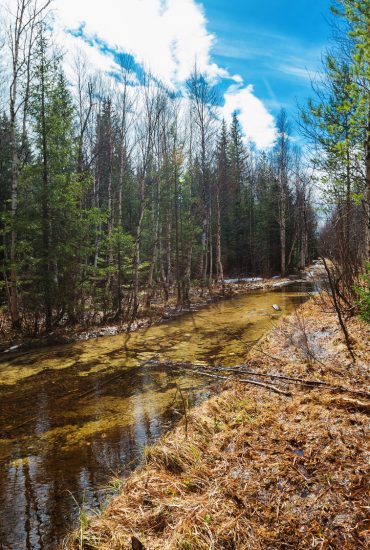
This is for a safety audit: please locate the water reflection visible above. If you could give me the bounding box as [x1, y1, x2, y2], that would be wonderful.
[0, 286, 311, 549]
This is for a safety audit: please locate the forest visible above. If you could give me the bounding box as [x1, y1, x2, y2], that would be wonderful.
[0, 1, 369, 549]
[0, 0, 369, 338]
[0, 1, 324, 336]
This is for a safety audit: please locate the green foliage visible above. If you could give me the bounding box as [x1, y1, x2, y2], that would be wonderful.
[355, 265, 370, 323]
[0, 17, 319, 332]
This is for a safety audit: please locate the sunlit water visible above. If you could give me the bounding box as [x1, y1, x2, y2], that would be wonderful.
[0, 283, 312, 549]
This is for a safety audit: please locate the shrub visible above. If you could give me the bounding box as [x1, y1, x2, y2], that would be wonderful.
[355, 264, 370, 323]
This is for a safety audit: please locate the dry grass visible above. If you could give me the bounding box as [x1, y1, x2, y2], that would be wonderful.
[64, 298, 369, 550]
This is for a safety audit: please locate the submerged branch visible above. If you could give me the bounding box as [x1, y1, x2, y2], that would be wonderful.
[159, 360, 370, 399]
[189, 368, 292, 396]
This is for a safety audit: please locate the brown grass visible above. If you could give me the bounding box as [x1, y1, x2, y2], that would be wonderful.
[64, 297, 369, 550]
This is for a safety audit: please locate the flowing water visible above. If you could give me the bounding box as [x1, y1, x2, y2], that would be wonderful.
[0, 283, 312, 550]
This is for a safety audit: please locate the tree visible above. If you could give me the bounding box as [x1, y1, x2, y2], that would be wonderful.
[335, 0, 370, 261]
[228, 112, 249, 273]
[274, 109, 291, 276]
[0, 5, 319, 333]
[6, 0, 50, 328]
[186, 66, 218, 288]
[215, 119, 228, 283]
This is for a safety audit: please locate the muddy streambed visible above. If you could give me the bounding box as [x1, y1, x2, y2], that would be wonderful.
[0, 283, 313, 549]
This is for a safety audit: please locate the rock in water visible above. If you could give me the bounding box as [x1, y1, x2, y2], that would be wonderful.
[272, 304, 281, 311]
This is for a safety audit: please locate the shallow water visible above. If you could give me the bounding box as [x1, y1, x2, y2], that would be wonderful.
[0, 283, 312, 549]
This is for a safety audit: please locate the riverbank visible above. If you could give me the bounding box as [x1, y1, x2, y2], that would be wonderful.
[65, 294, 369, 549]
[0, 274, 297, 355]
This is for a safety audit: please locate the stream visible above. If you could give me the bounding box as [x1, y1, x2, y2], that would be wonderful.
[0, 283, 313, 549]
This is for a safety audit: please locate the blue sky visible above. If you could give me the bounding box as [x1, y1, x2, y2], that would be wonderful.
[203, 0, 332, 116]
[52, 0, 333, 148]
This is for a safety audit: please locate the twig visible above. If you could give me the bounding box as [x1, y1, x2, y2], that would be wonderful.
[160, 361, 370, 399]
[163, 361, 329, 386]
[290, 464, 310, 482]
[190, 368, 292, 397]
[210, 364, 329, 386]
[321, 257, 355, 362]
[176, 384, 189, 438]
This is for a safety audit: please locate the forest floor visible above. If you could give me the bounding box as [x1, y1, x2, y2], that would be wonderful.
[65, 292, 370, 550]
[0, 274, 297, 354]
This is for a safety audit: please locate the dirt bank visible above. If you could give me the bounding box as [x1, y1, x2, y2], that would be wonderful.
[64, 294, 369, 549]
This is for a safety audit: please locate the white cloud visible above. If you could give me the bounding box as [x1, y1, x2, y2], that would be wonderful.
[2, 0, 278, 149]
[279, 65, 310, 80]
[53, 0, 228, 87]
[222, 84, 277, 150]
[57, 30, 118, 78]
[52, 0, 277, 148]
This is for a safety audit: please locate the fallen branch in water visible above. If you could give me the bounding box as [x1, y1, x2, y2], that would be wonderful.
[160, 361, 370, 399]
[162, 360, 329, 387]
[206, 364, 329, 386]
[189, 368, 292, 397]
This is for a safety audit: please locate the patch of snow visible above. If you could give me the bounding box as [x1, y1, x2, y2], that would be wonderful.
[4, 345, 20, 353]
[224, 277, 263, 284]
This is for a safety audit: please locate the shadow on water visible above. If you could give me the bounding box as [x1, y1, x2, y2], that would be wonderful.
[0, 284, 314, 549]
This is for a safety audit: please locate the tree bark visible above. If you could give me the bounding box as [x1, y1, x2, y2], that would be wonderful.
[215, 183, 224, 284]
[40, 33, 52, 332]
[132, 177, 145, 321]
[365, 107, 370, 263]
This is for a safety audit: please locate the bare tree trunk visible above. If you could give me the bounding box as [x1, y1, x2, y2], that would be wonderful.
[186, 67, 217, 290]
[107, 99, 113, 240]
[166, 216, 172, 290]
[10, 129, 20, 328]
[7, 0, 51, 329]
[146, 178, 160, 307]
[321, 257, 355, 361]
[173, 162, 183, 306]
[276, 110, 290, 277]
[279, 188, 287, 276]
[8, 0, 26, 329]
[201, 213, 208, 286]
[184, 243, 192, 307]
[287, 231, 297, 270]
[215, 184, 224, 285]
[132, 178, 145, 320]
[39, 31, 52, 332]
[93, 169, 100, 268]
[365, 107, 370, 263]
[208, 201, 213, 288]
